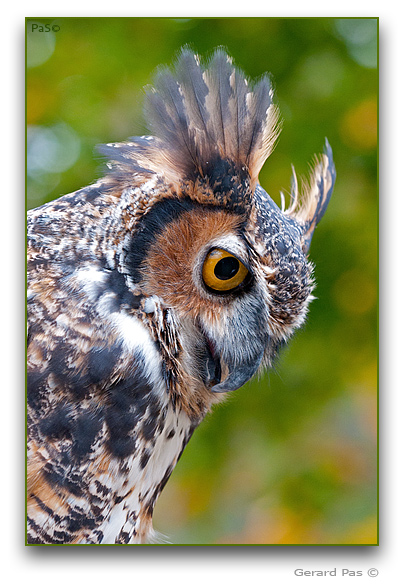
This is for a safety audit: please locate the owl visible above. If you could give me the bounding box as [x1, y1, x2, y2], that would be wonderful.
[27, 48, 335, 545]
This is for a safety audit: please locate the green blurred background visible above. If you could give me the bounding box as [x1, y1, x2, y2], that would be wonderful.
[26, 17, 378, 545]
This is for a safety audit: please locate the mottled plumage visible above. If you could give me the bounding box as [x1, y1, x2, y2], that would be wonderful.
[27, 48, 335, 544]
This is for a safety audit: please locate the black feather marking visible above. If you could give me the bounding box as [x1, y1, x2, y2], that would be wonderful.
[126, 197, 198, 283]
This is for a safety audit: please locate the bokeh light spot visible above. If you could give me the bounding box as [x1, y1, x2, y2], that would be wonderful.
[295, 52, 346, 100]
[334, 19, 377, 69]
[27, 22, 56, 68]
[27, 123, 81, 208]
[27, 123, 81, 175]
[340, 97, 377, 150]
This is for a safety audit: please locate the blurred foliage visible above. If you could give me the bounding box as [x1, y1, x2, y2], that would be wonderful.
[26, 17, 378, 545]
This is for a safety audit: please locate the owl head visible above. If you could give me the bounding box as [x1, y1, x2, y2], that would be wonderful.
[99, 48, 335, 396]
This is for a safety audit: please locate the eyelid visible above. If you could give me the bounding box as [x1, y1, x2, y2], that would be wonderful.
[205, 235, 250, 266]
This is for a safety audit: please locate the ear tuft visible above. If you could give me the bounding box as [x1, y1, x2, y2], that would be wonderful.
[99, 47, 281, 198]
[285, 139, 336, 253]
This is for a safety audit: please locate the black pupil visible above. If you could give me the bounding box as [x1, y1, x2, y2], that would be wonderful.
[214, 257, 240, 280]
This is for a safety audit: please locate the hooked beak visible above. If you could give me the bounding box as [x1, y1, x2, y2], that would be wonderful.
[203, 333, 264, 393]
[211, 350, 264, 393]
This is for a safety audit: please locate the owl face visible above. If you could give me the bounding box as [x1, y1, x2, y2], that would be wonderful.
[121, 174, 316, 396]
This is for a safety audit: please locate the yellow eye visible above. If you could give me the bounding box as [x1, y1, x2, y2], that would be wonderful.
[202, 248, 249, 292]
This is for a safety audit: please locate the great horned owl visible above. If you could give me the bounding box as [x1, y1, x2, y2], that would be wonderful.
[27, 48, 335, 544]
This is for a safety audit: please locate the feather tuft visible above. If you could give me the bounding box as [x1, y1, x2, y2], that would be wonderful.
[99, 47, 281, 196]
[285, 138, 336, 253]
